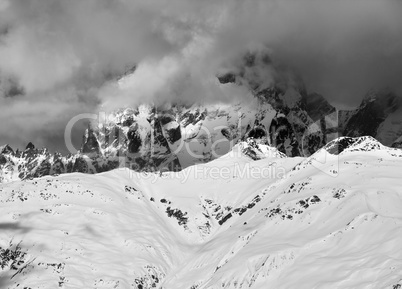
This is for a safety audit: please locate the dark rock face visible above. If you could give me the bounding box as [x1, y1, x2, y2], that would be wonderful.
[217, 73, 236, 84]
[304, 93, 336, 122]
[52, 156, 65, 175]
[269, 115, 300, 157]
[324, 137, 357, 155]
[33, 160, 51, 178]
[247, 126, 267, 139]
[180, 108, 207, 128]
[324, 136, 384, 155]
[72, 156, 89, 173]
[164, 123, 181, 144]
[0, 155, 7, 166]
[1, 145, 14, 155]
[392, 140, 402, 148]
[338, 110, 357, 133]
[159, 114, 175, 126]
[82, 128, 100, 155]
[25, 142, 35, 150]
[221, 128, 234, 141]
[257, 87, 286, 112]
[127, 127, 142, 154]
[342, 90, 402, 143]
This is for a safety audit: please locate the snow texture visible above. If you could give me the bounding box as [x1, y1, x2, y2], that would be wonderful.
[0, 137, 402, 288]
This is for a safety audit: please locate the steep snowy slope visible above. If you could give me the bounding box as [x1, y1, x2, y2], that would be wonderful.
[0, 137, 402, 289]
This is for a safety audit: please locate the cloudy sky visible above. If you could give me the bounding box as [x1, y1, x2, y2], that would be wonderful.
[0, 0, 401, 153]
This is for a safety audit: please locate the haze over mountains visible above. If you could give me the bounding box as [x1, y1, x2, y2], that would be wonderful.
[1, 49, 402, 182]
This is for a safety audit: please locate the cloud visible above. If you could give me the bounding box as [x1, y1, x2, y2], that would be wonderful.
[0, 0, 402, 151]
[0, 0, 182, 151]
[98, 35, 255, 110]
[0, 88, 97, 152]
[98, 0, 402, 109]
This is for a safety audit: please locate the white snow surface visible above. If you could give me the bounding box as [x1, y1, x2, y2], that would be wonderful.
[1, 139, 402, 288]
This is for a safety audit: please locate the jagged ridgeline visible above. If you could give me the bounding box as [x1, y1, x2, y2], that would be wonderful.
[1, 51, 402, 183]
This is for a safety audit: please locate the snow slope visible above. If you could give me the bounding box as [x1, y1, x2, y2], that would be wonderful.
[0, 137, 402, 288]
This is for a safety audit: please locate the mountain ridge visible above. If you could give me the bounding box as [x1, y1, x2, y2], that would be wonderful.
[0, 135, 401, 288]
[1, 51, 402, 183]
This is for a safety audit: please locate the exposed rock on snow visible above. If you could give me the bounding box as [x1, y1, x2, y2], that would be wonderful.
[1, 136, 402, 288]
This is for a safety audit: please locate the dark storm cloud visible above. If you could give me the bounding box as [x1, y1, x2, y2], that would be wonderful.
[99, 0, 402, 109]
[210, 0, 402, 107]
[265, 0, 402, 108]
[0, 0, 401, 151]
[0, 0, 181, 151]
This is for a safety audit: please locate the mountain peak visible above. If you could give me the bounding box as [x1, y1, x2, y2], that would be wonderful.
[25, 142, 35, 150]
[234, 138, 286, 160]
[324, 136, 383, 155]
[361, 88, 400, 107]
[304, 92, 336, 122]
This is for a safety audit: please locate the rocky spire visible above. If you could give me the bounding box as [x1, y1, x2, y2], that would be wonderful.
[25, 142, 35, 150]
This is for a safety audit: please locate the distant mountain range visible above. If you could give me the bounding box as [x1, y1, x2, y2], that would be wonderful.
[1, 51, 402, 183]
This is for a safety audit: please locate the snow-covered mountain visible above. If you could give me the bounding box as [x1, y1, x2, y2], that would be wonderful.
[0, 93, 327, 183]
[2, 89, 401, 184]
[1, 51, 402, 184]
[0, 136, 401, 288]
[0, 143, 119, 184]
